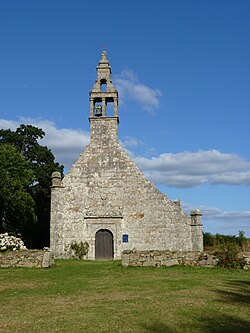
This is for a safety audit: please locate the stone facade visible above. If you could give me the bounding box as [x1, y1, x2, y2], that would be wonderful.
[50, 51, 203, 260]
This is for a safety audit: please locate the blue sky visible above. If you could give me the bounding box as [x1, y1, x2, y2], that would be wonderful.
[1, 0, 250, 236]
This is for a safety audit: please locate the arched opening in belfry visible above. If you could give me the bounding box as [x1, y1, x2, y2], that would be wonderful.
[100, 79, 107, 92]
[103, 95, 115, 117]
[95, 229, 114, 260]
[94, 100, 102, 117]
[106, 99, 114, 117]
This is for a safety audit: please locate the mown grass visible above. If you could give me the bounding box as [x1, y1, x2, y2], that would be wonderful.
[0, 260, 249, 332]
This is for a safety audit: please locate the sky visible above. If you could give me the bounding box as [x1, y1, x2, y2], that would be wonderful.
[0, 0, 250, 236]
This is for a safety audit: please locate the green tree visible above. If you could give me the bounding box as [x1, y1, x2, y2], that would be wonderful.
[0, 125, 64, 248]
[237, 230, 247, 248]
[203, 232, 214, 247]
[0, 144, 37, 237]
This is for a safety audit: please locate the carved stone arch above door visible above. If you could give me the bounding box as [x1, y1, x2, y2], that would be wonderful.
[84, 216, 122, 260]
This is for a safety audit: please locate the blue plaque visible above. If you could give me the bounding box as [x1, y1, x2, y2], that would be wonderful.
[122, 234, 128, 243]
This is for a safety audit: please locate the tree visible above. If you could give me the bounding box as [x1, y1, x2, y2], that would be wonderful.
[0, 144, 37, 237]
[237, 230, 247, 248]
[0, 125, 64, 248]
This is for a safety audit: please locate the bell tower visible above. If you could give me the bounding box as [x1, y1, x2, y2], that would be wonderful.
[89, 51, 118, 119]
[89, 51, 119, 144]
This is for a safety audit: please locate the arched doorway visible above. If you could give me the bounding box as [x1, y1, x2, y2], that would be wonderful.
[95, 229, 114, 260]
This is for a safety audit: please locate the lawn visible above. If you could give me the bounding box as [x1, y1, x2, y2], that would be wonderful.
[0, 260, 249, 333]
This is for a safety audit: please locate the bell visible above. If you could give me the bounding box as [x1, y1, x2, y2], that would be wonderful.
[95, 105, 102, 117]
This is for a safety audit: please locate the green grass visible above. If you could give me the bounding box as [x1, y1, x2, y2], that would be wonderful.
[0, 260, 249, 333]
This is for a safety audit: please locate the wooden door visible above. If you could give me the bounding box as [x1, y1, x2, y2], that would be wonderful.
[95, 229, 114, 260]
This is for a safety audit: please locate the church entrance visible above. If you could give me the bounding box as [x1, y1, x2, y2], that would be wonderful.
[95, 229, 114, 260]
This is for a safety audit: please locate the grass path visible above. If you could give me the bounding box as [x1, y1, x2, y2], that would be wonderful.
[0, 260, 249, 332]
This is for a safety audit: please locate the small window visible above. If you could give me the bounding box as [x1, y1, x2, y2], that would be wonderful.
[122, 234, 128, 243]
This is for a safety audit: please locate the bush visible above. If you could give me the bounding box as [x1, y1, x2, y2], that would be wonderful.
[70, 241, 89, 259]
[0, 233, 27, 252]
[215, 243, 246, 269]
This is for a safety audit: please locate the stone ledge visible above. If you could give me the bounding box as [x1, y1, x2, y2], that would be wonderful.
[0, 249, 53, 268]
[122, 250, 250, 269]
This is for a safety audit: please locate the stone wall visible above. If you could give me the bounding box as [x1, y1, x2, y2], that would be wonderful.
[122, 250, 250, 269]
[0, 249, 53, 268]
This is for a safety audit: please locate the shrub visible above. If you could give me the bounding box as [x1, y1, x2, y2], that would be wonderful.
[215, 243, 246, 269]
[70, 241, 89, 259]
[0, 233, 27, 252]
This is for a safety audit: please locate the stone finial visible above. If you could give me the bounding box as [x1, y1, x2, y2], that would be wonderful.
[101, 50, 107, 60]
[51, 171, 62, 187]
[99, 50, 109, 66]
[190, 209, 202, 216]
[190, 209, 202, 226]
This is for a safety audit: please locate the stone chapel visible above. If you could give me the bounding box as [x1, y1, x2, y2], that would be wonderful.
[50, 51, 203, 260]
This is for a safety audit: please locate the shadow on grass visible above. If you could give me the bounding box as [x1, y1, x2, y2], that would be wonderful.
[215, 280, 250, 305]
[143, 314, 250, 333]
[198, 314, 250, 333]
[143, 281, 250, 333]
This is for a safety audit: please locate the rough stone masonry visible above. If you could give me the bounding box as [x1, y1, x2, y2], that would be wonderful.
[50, 51, 203, 260]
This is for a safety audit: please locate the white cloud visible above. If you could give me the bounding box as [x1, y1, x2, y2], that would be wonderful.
[0, 119, 19, 131]
[0, 118, 89, 170]
[120, 136, 142, 148]
[183, 203, 250, 222]
[186, 203, 250, 234]
[114, 69, 162, 113]
[182, 202, 250, 236]
[134, 150, 250, 187]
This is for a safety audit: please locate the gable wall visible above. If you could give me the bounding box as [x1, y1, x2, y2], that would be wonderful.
[50, 119, 195, 259]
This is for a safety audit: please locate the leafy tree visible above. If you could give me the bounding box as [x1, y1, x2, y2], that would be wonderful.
[237, 230, 247, 248]
[0, 144, 37, 237]
[0, 125, 64, 248]
[203, 232, 214, 247]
